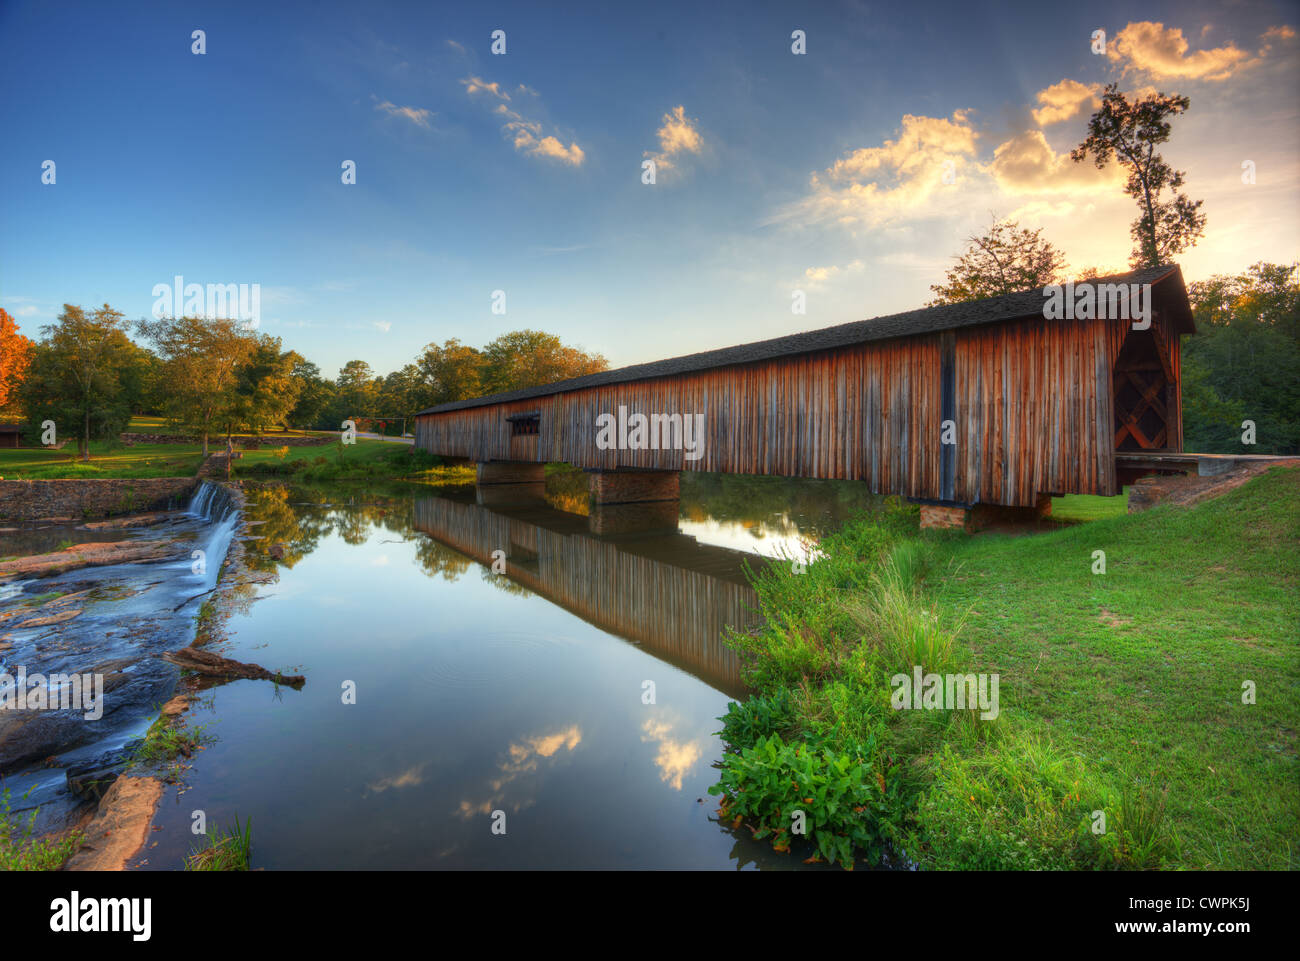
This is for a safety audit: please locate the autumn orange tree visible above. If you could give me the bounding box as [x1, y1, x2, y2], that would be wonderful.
[0, 307, 34, 414]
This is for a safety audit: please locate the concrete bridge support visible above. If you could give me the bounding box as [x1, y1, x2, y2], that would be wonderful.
[476, 462, 546, 485]
[588, 469, 680, 506]
[474, 461, 548, 508]
[587, 469, 681, 537]
[919, 495, 1053, 531]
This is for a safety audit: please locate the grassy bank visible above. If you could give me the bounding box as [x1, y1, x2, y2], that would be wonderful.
[0, 442, 207, 479]
[712, 467, 1299, 870]
[234, 440, 475, 484]
[0, 436, 475, 485]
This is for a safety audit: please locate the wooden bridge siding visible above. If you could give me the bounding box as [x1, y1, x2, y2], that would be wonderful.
[414, 317, 1179, 507]
[416, 336, 948, 494]
[949, 316, 1122, 504]
[411, 497, 751, 691]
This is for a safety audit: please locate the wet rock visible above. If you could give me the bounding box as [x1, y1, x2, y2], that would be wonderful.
[0, 711, 94, 775]
[64, 775, 165, 871]
[0, 539, 180, 582]
[15, 608, 82, 629]
[77, 512, 176, 531]
[0, 656, 179, 774]
[66, 746, 136, 801]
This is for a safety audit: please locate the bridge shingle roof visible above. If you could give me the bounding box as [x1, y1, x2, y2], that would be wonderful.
[418, 264, 1189, 415]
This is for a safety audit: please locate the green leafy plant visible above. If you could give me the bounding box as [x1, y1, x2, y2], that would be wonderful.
[708, 734, 885, 869]
[716, 689, 796, 751]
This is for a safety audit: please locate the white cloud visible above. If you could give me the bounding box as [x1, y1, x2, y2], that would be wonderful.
[462, 75, 511, 101]
[988, 130, 1123, 196]
[1107, 21, 1258, 81]
[645, 105, 705, 174]
[373, 98, 435, 129]
[769, 111, 979, 229]
[802, 259, 865, 289]
[463, 76, 585, 167]
[1032, 79, 1102, 126]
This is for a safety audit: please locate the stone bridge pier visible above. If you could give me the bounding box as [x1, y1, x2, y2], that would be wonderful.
[474, 463, 681, 535]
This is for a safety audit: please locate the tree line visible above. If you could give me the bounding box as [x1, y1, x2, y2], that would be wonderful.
[0, 307, 607, 458]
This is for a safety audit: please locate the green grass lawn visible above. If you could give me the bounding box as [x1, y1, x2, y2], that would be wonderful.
[233, 439, 474, 484]
[714, 466, 1299, 870]
[1051, 489, 1131, 523]
[0, 442, 206, 479]
[0, 436, 445, 481]
[929, 466, 1299, 869]
[124, 415, 331, 439]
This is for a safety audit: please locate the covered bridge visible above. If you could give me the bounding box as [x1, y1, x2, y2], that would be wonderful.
[415, 264, 1194, 527]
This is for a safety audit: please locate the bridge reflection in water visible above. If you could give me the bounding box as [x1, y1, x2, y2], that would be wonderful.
[412, 488, 767, 696]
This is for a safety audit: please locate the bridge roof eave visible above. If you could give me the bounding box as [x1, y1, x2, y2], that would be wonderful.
[415, 264, 1192, 417]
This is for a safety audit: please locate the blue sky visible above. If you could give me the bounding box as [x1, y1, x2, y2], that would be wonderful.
[2, 0, 1297, 378]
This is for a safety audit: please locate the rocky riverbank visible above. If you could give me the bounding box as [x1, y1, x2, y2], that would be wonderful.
[0, 482, 246, 857]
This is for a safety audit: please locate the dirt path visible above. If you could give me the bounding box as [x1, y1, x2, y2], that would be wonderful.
[1129, 459, 1300, 511]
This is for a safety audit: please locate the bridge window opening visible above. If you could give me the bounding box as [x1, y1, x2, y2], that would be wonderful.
[508, 412, 540, 437]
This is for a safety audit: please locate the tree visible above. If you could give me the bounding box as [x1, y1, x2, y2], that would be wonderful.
[228, 335, 300, 436]
[1071, 83, 1206, 269]
[376, 364, 424, 432]
[1182, 262, 1300, 454]
[332, 360, 379, 426]
[287, 356, 333, 429]
[0, 308, 34, 413]
[481, 330, 608, 394]
[415, 338, 486, 408]
[927, 218, 1066, 305]
[20, 304, 137, 458]
[136, 315, 257, 455]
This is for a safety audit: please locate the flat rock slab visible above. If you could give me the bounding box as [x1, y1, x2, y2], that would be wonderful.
[0, 539, 178, 582]
[14, 608, 82, 629]
[77, 512, 176, 531]
[64, 775, 166, 871]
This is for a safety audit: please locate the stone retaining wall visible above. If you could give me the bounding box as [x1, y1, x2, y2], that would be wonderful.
[0, 478, 198, 521]
[118, 433, 330, 447]
[117, 433, 197, 446]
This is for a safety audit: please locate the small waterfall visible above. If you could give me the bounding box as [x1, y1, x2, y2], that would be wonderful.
[185, 481, 240, 590]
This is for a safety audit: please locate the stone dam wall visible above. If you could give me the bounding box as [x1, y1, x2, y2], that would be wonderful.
[0, 478, 198, 521]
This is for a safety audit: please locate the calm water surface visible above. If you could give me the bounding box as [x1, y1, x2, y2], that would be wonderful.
[139, 474, 878, 870]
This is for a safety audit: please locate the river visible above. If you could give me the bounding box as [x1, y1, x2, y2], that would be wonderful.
[5, 472, 883, 869]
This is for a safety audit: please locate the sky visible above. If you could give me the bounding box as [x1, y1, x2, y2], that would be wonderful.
[1, 0, 1297, 378]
